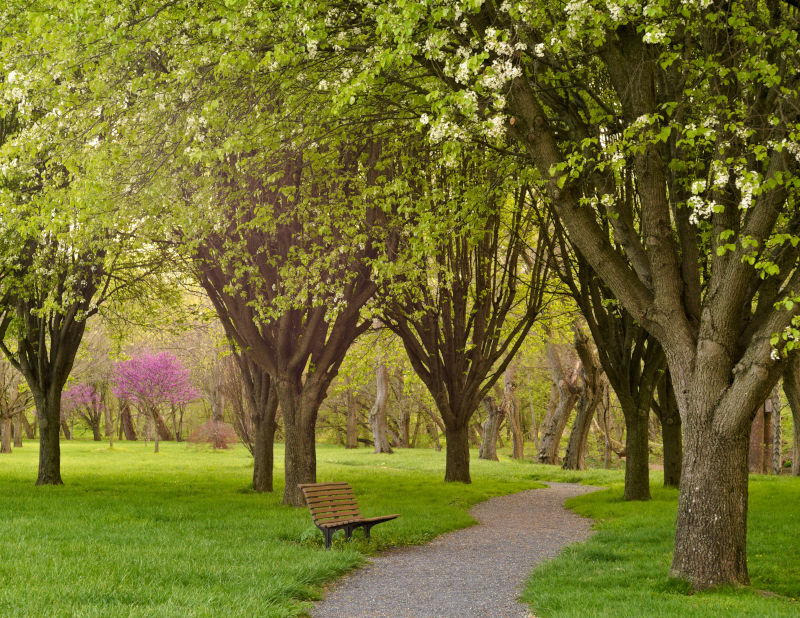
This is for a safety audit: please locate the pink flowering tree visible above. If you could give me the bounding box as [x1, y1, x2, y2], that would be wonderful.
[61, 383, 104, 442]
[113, 352, 199, 452]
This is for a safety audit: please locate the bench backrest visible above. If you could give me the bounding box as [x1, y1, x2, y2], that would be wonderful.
[298, 482, 363, 527]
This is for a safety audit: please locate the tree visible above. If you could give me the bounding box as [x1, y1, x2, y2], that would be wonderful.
[113, 352, 198, 453]
[0, 358, 30, 453]
[382, 165, 551, 482]
[304, 0, 800, 588]
[61, 383, 104, 441]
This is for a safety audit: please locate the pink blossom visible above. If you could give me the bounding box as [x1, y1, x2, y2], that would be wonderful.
[113, 352, 199, 408]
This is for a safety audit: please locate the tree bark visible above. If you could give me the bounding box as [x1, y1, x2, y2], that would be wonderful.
[563, 328, 604, 470]
[654, 374, 682, 488]
[537, 344, 580, 464]
[13, 414, 22, 447]
[671, 418, 750, 588]
[504, 366, 524, 459]
[370, 362, 393, 454]
[0, 417, 11, 453]
[623, 405, 651, 500]
[783, 357, 800, 476]
[478, 397, 503, 461]
[772, 384, 782, 475]
[252, 404, 277, 492]
[444, 422, 470, 482]
[345, 381, 359, 449]
[119, 403, 137, 440]
[282, 409, 316, 506]
[35, 388, 64, 485]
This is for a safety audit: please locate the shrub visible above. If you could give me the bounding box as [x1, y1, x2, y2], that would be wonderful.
[187, 420, 238, 449]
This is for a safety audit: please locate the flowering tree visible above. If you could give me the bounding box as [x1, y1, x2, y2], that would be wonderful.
[61, 383, 105, 442]
[113, 353, 199, 453]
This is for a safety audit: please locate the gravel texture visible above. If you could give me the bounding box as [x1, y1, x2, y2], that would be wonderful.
[312, 482, 601, 618]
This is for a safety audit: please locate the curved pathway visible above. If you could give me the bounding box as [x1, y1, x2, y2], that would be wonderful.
[312, 482, 602, 618]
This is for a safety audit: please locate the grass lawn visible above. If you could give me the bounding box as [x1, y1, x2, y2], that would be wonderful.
[0, 440, 542, 617]
[521, 473, 800, 617]
[2, 441, 798, 617]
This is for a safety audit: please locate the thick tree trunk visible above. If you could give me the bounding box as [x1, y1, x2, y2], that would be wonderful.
[784, 358, 800, 476]
[282, 414, 316, 506]
[35, 389, 63, 485]
[370, 363, 393, 454]
[444, 422, 471, 483]
[13, 414, 23, 447]
[623, 407, 651, 500]
[0, 417, 11, 453]
[478, 397, 503, 461]
[345, 384, 359, 449]
[671, 419, 750, 588]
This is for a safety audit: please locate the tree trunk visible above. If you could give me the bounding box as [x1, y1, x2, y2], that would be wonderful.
[369, 363, 392, 454]
[623, 406, 651, 500]
[772, 384, 782, 475]
[152, 410, 160, 453]
[91, 419, 102, 442]
[13, 414, 23, 447]
[155, 413, 173, 441]
[20, 413, 34, 439]
[530, 397, 541, 451]
[671, 418, 750, 588]
[119, 403, 137, 440]
[563, 380, 605, 471]
[60, 420, 71, 440]
[478, 397, 503, 461]
[0, 417, 11, 453]
[504, 366, 524, 459]
[537, 344, 580, 464]
[104, 401, 114, 437]
[783, 357, 800, 476]
[282, 412, 316, 506]
[444, 422, 471, 483]
[252, 402, 277, 493]
[656, 376, 682, 488]
[345, 383, 359, 449]
[35, 389, 63, 485]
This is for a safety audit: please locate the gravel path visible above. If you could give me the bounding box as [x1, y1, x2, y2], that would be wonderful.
[312, 482, 602, 618]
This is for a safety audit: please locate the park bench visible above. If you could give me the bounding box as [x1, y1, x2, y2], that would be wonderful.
[298, 482, 399, 549]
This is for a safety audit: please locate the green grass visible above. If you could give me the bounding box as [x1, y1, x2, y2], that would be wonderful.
[521, 473, 800, 617]
[0, 441, 542, 617]
[3, 441, 799, 617]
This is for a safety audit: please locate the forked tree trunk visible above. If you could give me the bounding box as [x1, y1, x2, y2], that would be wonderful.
[0, 417, 11, 453]
[370, 363, 392, 454]
[479, 397, 503, 461]
[444, 422, 470, 482]
[13, 415, 23, 447]
[671, 415, 750, 588]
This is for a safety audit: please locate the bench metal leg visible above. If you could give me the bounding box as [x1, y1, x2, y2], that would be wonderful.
[323, 528, 333, 550]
